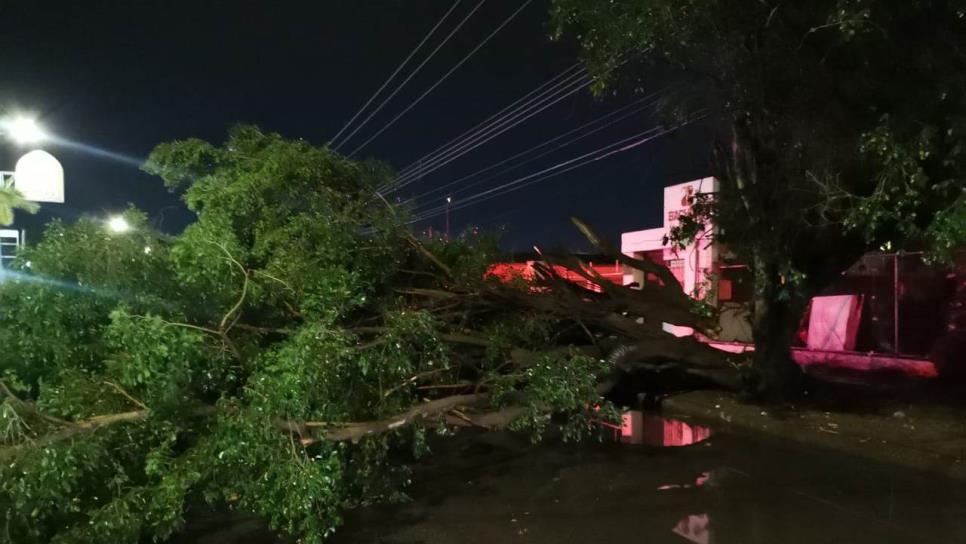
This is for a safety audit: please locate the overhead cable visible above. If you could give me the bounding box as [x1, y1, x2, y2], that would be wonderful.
[385, 57, 630, 193]
[384, 69, 593, 192]
[413, 125, 663, 217]
[328, 0, 464, 148]
[333, 0, 487, 152]
[410, 112, 709, 223]
[347, 0, 536, 158]
[404, 85, 673, 203]
[387, 63, 585, 187]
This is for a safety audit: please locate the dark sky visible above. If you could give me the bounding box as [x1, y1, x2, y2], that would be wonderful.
[1, 0, 713, 252]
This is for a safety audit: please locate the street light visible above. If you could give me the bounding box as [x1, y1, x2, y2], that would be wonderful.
[107, 216, 131, 233]
[2, 116, 47, 145]
[445, 196, 452, 239]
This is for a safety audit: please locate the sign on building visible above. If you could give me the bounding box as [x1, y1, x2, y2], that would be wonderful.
[14, 150, 64, 203]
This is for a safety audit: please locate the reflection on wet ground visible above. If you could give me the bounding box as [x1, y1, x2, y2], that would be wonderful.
[181, 415, 966, 544]
[617, 411, 712, 447]
[673, 513, 710, 544]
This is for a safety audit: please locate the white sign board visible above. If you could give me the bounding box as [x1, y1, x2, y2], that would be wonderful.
[14, 150, 64, 203]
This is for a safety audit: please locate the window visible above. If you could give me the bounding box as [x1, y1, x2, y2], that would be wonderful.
[0, 230, 21, 269]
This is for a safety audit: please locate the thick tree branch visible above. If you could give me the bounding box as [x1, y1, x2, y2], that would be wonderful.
[234, 323, 293, 335]
[405, 233, 453, 279]
[103, 381, 148, 410]
[291, 394, 493, 444]
[0, 410, 148, 461]
[220, 271, 250, 333]
[571, 217, 685, 293]
[397, 287, 465, 300]
[1, 406, 217, 461]
[538, 252, 713, 332]
[444, 405, 529, 430]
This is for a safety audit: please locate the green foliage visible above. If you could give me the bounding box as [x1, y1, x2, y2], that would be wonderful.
[105, 309, 220, 410]
[0, 210, 179, 411]
[493, 352, 614, 443]
[480, 313, 556, 367]
[196, 410, 345, 543]
[845, 118, 966, 262]
[422, 229, 503, 286]
[1, 421, 182, 544]
[0, 183, 39, 226]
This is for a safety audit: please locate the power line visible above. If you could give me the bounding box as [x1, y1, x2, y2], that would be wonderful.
[411, 125, 664, 220]
[384, 69, 592, 192]
[332, 0, 486, 152]
[389, 63, 584, 183]
[386, 58, 632, 193]
[392, 62, 583, 181]
[378, 66, 587, 195]
[347, 0, 535, 158]
[404, 86, 672, 204]
[385, 72, 593, 194]
[436, 115, 708, 219]
[411, 112, 709, 223]
[410, 125, 665, 221]
[328, 0, 464, 148]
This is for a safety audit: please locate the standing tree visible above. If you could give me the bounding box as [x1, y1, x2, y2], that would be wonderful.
[550, 0, 966, 397]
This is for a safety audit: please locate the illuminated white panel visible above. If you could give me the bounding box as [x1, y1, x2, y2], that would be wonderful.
[14, 150, 64, 203]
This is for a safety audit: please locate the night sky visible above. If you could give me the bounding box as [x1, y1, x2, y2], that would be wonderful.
[1, 0, 713, 252]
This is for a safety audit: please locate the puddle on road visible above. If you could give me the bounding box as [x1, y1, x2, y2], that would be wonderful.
[613, 410, 712, 447]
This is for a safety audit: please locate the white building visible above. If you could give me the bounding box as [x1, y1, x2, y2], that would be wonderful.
[621, 178, 753, 342]
[621, 178, 719, 296]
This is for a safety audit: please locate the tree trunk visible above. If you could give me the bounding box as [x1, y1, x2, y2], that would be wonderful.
[750, 256, 804, 400]
[721, 116, 805, 400]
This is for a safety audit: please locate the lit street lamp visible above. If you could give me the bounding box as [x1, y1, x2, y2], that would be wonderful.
[107, 216, 131, 233]
[1, 116, 47, 145]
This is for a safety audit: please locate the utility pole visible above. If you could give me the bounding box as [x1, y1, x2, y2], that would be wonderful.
[445, 196, 452, 239]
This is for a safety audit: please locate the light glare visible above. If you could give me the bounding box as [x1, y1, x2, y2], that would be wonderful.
[3, 116, 47, 144]
[107, 216, 131, 233]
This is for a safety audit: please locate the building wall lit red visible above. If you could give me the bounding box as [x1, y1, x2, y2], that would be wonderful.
[486, 260, 623, 293]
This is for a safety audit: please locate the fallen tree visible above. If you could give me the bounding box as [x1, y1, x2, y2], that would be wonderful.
[0, 127, 735, 543]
